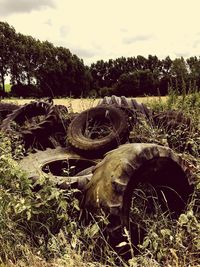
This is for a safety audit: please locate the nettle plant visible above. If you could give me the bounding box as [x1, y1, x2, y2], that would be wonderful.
[0, 133, 80, 263]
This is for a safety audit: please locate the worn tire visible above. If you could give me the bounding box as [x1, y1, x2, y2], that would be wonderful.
[152, 110, 192, 131]
[19, 146, 97, 190]
[67, 105, 130, 157]
[0, 100, 59, 150]
[98, 96, 152, 128]
[84, 143, 194, 252]
[1, 100, 57, 134]
[0, 102, 19, 124]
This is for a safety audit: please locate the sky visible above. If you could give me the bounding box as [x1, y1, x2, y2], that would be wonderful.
[1, 0, 200, 66]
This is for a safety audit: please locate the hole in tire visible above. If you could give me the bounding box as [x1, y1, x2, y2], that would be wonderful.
[123, 157, 193, 248]
[42, 158, 95, 177]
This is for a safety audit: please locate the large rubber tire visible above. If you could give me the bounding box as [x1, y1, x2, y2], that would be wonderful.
[152, 110, 192, 131]
[84, 143, 194, 252]
[19, 147, 97, 190]
[67, 105, 130, 157]
[1, 100, 57, 135]
[0, 102, 19, 124]
[0, 100, 59, 150]
[98, 96, 152, 129]
[98, 95, 152, 118]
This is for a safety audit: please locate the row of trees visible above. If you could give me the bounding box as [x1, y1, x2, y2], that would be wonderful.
[91, 55, 200, 96]
[0, 22, 92, 97]
[1, 21, 200, 98]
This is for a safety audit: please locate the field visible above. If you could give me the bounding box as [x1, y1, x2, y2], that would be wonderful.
[1, 96, 167, 112]
[0, 92, 199, 267]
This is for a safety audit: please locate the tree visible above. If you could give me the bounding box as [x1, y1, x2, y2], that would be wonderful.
[134, 55, 148, 70]
[138, 69, 157, 95]
[161, 56, 173, 74]
[36, 44, 91, 97]
[0, 22, 16, 94]
[90, 60, 107, 88]
[187, 56, 200, 90]
[10, 33, 42, 86]
[170, 57, 189, 93]
[114, 72, 140, 97]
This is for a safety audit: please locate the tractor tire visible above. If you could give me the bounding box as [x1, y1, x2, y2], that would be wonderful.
[19, 146, 97, 190]
[152, 110, 192, 131]
[84, 143, 194, 253]
[1, 100, 57, 134]
[0, 102, 19, 124]
[67, 105, 130, 157]
[1, 100, 59, 150]
[98, 96, 152, 127]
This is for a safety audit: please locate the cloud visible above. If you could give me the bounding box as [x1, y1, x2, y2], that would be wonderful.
[44, 19, 53, 27]
[120, 28, 128, 33]
[72, 48, 96, 59]
[59, 25, 70, 38]
[192, 38, 200, 49]
[123, 34, 153, 44]
[174, 52, 190, 58]
[0, 0, 55, 16]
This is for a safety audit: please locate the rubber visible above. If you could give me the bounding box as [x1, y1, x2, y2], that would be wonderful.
[1, 100, 57, 135]
[0, 102, 19, 124]
[98, 95, 152, 127]
[84, 143, 194, 250]
[19, 146, 97, 190]
[67, 105, 130, 157]
[152, 110, 192, 131]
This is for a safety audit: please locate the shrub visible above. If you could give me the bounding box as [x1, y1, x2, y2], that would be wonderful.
[0, 133, 80, 264]
[10, 84, 42, 98]
[0, 91, 199, 266]
[98, 86, 114, 97]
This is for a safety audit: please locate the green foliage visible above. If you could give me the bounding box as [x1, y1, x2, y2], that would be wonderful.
[0, 94, 200, 266]
[149, 88, 200, 120]
[10, 83, 42, 98]
[114, 72, 140, 97]
[0, 22, 91, 98]
[5, 84, 11, 92]
[135, 207, 200, 266]
[90, 55, 200, 97]
[0, 133, 81, 264]
[126, 92, 200, 265]
[98, 86, 114, 97]
[1, 21, 200, 98]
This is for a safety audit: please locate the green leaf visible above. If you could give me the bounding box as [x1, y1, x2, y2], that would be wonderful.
[141, 238, 150, 249]
[160, 228, 171, 238]
[89, 224, 100, 237]
[178, 214, 189, 226]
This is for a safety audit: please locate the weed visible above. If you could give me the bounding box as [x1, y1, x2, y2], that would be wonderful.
[0, 91, 199, 266]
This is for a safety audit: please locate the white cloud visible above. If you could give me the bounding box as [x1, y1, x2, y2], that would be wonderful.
[1, 0, 200, 65]
[123, 35, 154, 45]
[0, 0, 55, 16]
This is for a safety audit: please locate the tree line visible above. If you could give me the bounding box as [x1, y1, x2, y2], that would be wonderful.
[0, 21, 200, 98]
[0, 21, 92, 97]
[91, 55, 200, 97]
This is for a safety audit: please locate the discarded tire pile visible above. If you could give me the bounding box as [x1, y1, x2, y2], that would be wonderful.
[0, 96, 196, 259]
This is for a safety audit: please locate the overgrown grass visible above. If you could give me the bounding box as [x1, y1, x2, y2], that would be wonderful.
[0, 90, 199, 266]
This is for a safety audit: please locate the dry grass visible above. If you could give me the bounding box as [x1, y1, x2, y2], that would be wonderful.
[1, 96, 167, 113]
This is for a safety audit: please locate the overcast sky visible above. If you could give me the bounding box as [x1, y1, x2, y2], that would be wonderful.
[1, 0, 200, 66]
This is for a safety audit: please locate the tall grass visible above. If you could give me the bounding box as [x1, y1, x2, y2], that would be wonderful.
[0, 90, 199, 266]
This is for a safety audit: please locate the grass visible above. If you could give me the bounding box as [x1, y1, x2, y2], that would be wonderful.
[1, 96, 168, 113]
[0, 91, 199, 266]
